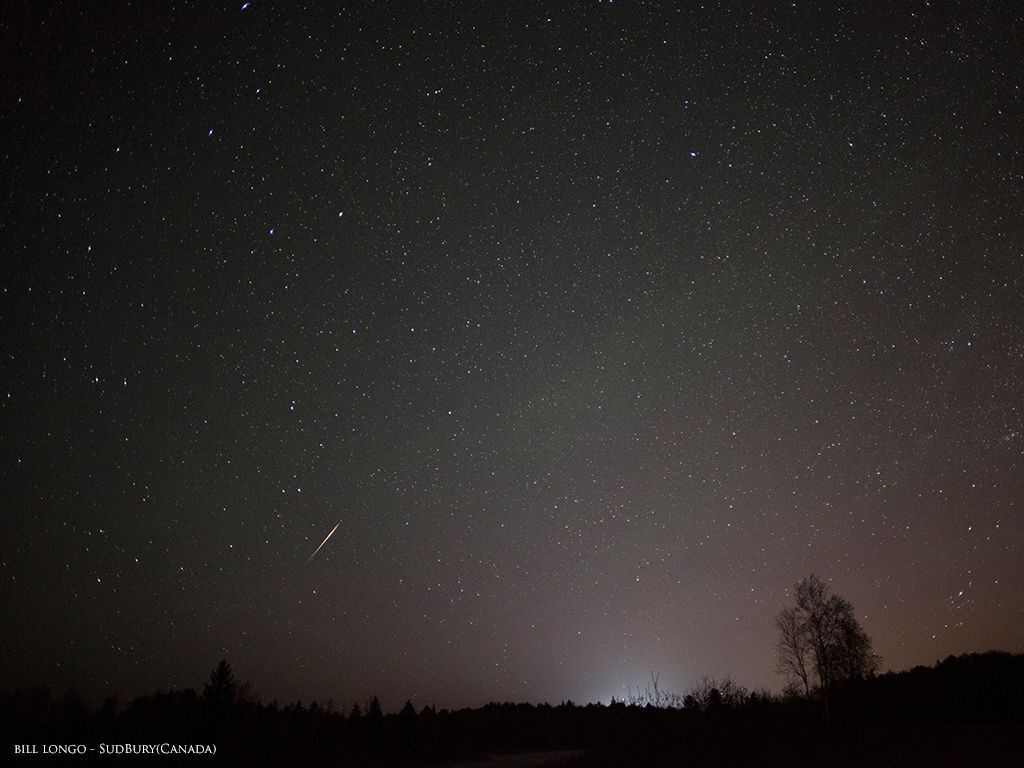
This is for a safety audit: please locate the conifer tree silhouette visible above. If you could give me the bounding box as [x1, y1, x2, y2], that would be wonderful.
[203, 659, 236, 708]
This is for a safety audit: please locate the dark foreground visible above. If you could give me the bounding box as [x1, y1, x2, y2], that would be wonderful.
[3, 652, 1022, 766]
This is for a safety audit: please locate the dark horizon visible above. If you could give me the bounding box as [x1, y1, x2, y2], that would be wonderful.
[3, 1, 1023, 714]
[5, 651, 1024, 767]
[6, 647, 1024, 717]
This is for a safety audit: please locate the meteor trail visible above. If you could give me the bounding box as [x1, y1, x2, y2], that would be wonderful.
[306, 521, 341, 564]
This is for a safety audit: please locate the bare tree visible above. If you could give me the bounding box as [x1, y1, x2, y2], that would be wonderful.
[627, 671, 684, 708]
[776, 575, 879, 695]
[685, 675, 748, 710]
[776, 606, 813, 696]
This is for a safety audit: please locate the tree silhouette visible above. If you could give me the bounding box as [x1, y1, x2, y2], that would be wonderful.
[776, 575, 880, 696]
[399, 699, 417, 751]
[777, 604, 814, 695]
[202, 659, 236, 708]
[366, 695, 383, 720]
[366, 695, 384, 746]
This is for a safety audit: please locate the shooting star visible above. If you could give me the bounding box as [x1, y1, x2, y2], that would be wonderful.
[306, 521, 341, 564]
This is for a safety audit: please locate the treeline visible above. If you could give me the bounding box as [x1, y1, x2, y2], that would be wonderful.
[2, 652, 1023, 766]
[827, 650, 1024, 726]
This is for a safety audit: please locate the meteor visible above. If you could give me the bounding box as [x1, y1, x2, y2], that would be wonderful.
[306, 521, 340, 564]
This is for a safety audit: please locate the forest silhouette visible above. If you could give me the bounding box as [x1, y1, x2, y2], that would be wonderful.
[4, 651, 1024, 765]
[3, 579, 1023, 766]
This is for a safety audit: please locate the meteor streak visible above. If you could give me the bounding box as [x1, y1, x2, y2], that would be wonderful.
[306, 521, 341, 564]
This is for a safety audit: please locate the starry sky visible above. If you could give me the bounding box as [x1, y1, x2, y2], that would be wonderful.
[2, 1, 1023, 711]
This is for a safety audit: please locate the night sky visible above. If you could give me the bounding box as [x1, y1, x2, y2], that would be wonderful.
[2, 1, 1023, 712]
